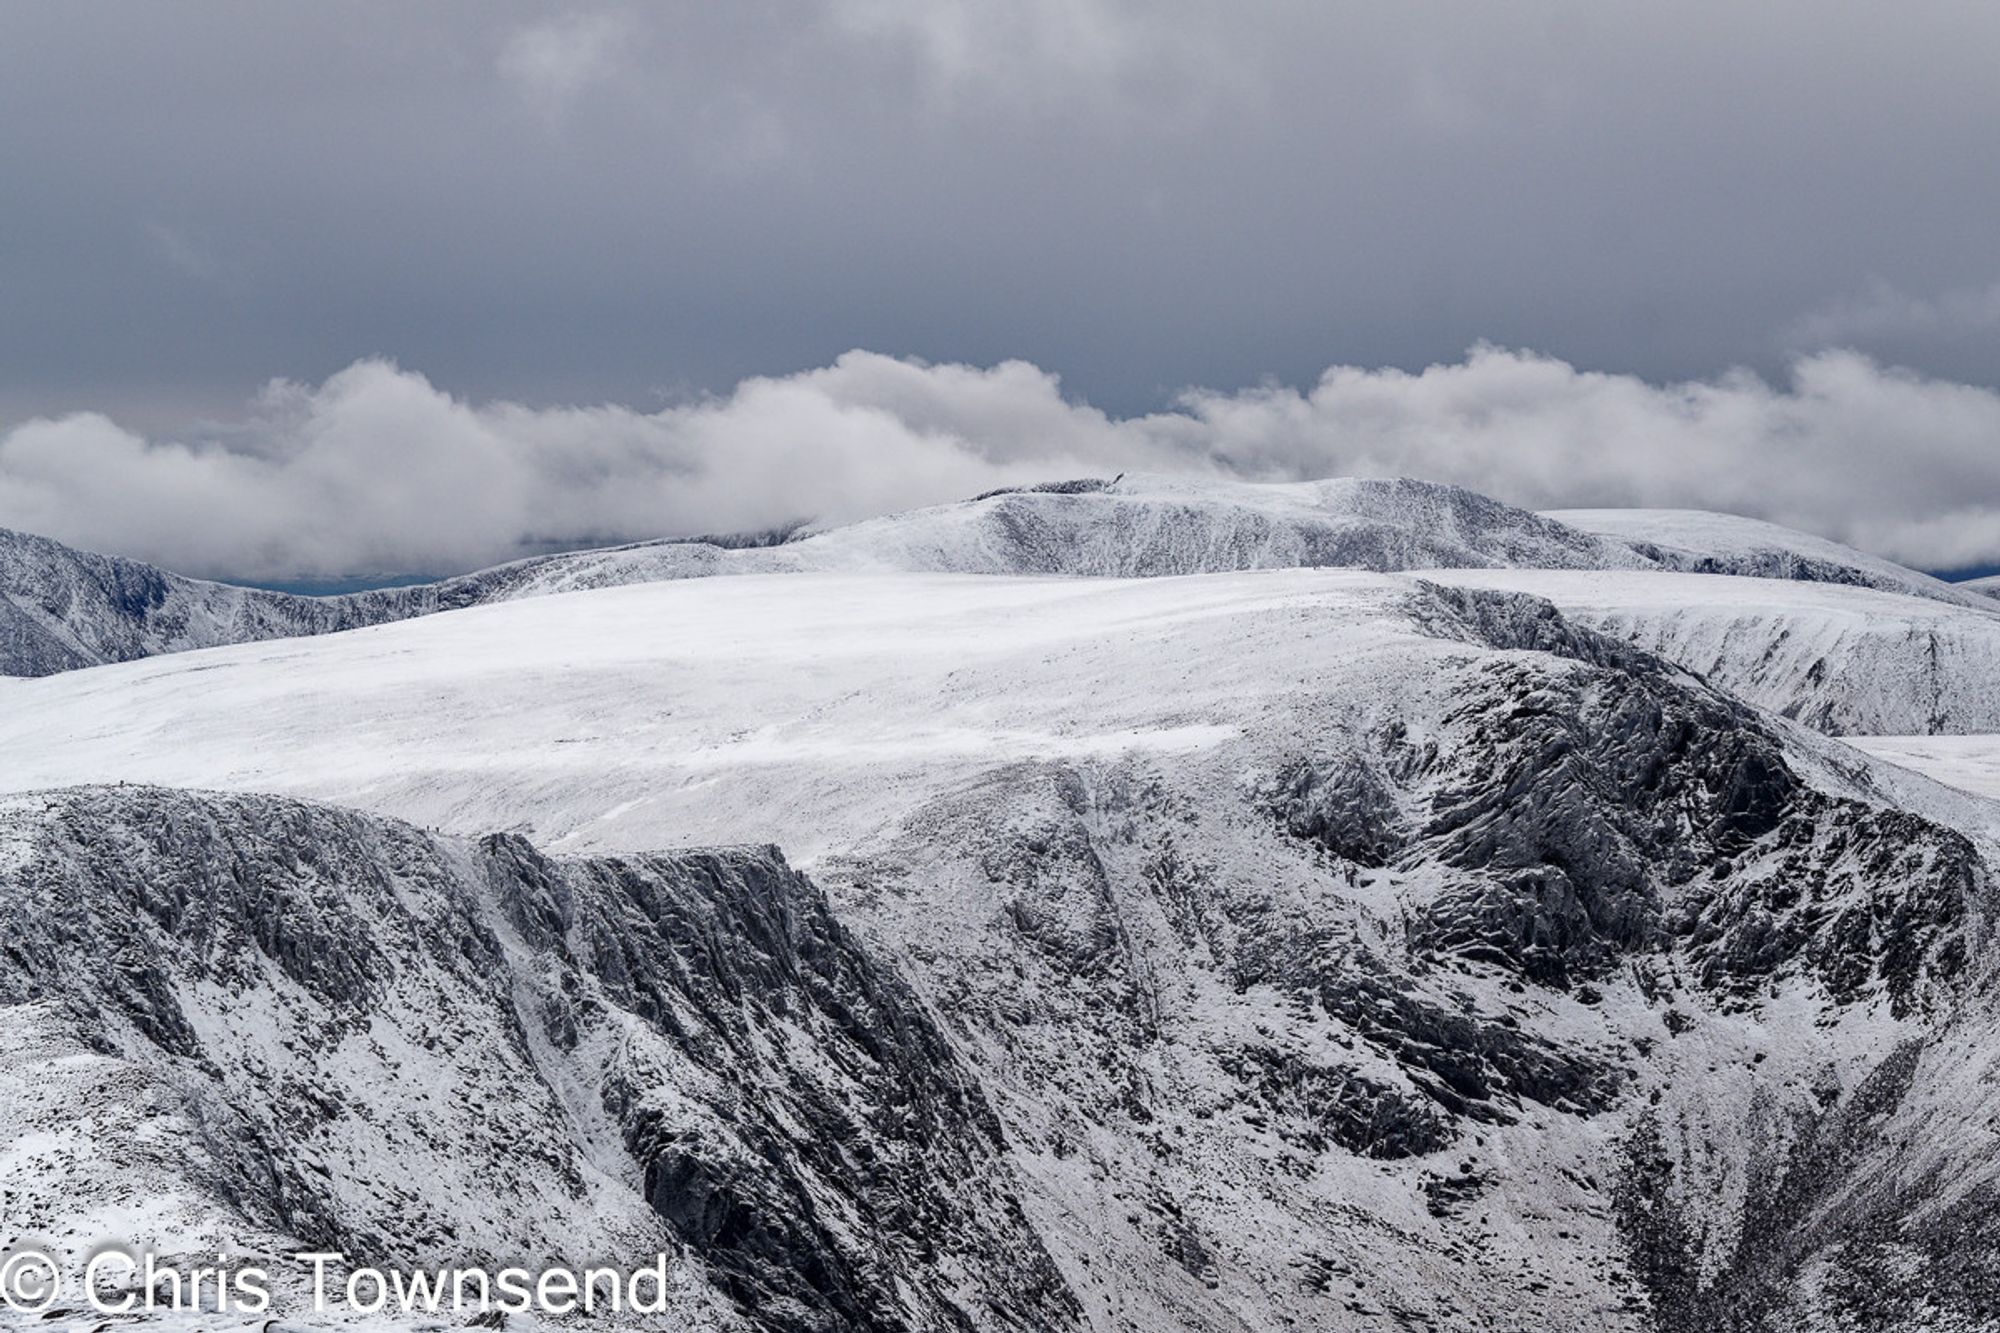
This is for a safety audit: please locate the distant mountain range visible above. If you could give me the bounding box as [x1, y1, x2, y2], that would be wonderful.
[3, 473, 1989, 681]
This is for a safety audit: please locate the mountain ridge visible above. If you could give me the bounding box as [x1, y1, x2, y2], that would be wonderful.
[6, 473, 1978, 678]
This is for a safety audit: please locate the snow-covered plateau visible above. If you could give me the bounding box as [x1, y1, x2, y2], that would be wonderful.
[1844, 734, 2000, 805]
[9, 476, 2000, 1331]
[9, 473, 1992, 682]
[0, 474, 1652, 678]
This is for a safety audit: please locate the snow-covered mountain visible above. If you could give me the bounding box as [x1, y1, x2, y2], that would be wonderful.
[8, 570, 2000, 1329]
[1543, 507, 1993, 609]
[8, 474, 1973, 680]
[1424, 569, 2000, 735]
[0, 525, 348, 676]
[0, 478, 1631, 677]
[786, 475, 1653, 577]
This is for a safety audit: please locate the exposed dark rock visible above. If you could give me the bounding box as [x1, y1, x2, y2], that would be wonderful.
[0, 786, 1081, 1333]
[1268, 753, 1405, 868]
[1220, 1046, 1453, 1158]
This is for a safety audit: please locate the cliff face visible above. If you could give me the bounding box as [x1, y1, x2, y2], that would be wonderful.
[0, 786, 1078, 1332]
[813, 585, 1995, 1329]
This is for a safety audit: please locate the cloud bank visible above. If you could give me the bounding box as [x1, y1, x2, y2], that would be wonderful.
[5, 347, 1999, 581]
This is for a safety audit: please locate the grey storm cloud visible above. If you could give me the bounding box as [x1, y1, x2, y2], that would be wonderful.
[6, 1, 2000, 417]
[4, 3, 2000, 575]
[7, 348, 2000, 580]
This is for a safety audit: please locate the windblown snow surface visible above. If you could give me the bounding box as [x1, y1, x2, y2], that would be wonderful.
[10, 474, 1984, 679]
[1, 476, 1644, 677]
[10, 570, 2000, 1330]
[1845, 735, 2000, 806]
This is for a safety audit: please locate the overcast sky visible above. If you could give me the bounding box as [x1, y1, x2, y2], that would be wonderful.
[6, 2, 2000, 578]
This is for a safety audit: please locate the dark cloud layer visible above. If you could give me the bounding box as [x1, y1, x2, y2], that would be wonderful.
[5, 1, 2000, 425]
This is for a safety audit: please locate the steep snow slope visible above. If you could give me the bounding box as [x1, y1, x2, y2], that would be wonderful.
[1964, 573, 2000, 601]
[0, 785, 1075, 1333]
[0, 525, 362, 676]
[1544, 507, 1989, 609]
[0, 522, 760, 679]
[1420, 569, 2000, 735]
[7, 571, 1998, 1329]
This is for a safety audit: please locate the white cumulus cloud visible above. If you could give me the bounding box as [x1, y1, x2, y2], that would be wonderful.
[5, 347, 2000, 580]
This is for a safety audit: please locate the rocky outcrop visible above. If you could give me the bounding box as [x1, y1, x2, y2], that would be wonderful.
[0, 786, 1078, 1332]
[805, 585, 1994, 1329]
